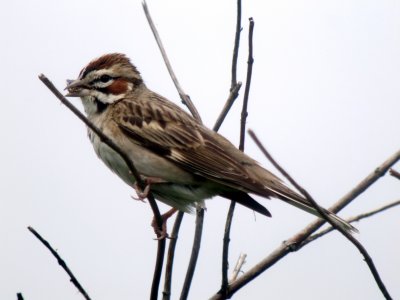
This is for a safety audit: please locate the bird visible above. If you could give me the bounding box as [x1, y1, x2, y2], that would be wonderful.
[65, 53, 356, 236]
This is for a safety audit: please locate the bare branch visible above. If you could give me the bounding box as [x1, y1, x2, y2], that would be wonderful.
[142, 0, 202, 123]
[28, 227, 91, 300]
[213, 82, 242, 132]
[17, 293, 24, 300]
[304, 199, 400, 246]
[229, 253, 247, 283]
[180, 207, 205, 300]
[239, 18, 255, 151]
[247, 130, 392, 299]
[209, 139, 400, 299]
[38, 74, 166, 300]
[231, 0, 242, 89]
[221, 16, 255, 296]
[389, 168, 400, 181]
[141, 3, 208, 299]
[163, 212, 184, 300]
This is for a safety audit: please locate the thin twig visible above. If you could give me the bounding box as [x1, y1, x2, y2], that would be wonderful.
[239, 18, 255, 150]
[38, 74, 165, 300]
[229, 253, 247, 283]
[248, 130, 392, 299]
[304, 199, 400, 246]
[231, 0, 242, 89]
[389, 168, 400, 180]
[221, 201, 236, 296]
[142, 0, 202, 123]
[213, 82, 242, 132]
[163, 211, 184, 300]
[221, 15, 255, 297]
[28, 226, 91, 300]
[180, 208, 205, 300]
[209, 138, 400, 300]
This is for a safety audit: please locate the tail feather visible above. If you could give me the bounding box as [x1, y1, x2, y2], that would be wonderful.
[220, 190, 272, 217]
[272, 190, 358, 233]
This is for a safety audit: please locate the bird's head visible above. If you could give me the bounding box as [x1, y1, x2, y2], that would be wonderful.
[65, 53, 143, 116]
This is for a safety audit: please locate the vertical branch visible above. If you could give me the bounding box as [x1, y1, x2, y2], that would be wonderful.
[179, 208, 205, 300]
[239, 18, 254, 150]
[231, 0, 242, 88]
[162, 211, 184, 300]
[142, 2, 206, 299]
[221, 16, 255, 296]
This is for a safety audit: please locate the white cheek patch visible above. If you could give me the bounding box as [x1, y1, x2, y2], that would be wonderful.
[92, 90, 124, 103]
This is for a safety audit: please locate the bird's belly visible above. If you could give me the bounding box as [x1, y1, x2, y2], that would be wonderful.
[90, 131, 197, 187]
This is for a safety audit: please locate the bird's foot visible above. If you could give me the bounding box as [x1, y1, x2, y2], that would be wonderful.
[132, 177, 166, 201]
[151, 208, 178, 240]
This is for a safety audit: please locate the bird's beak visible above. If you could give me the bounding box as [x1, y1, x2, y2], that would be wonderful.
[65, 79, 87, 97]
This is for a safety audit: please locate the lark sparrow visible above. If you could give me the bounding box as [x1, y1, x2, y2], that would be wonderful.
[65, 53, 355, 233]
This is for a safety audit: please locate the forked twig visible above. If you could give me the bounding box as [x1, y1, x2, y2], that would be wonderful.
[303, 199, 400, 246]
[38, 74, 165, 300]
[210, 144, 400, 299]
[248, 130, 392, 299]
[221, 14, 255, 297]
[28, 226, 91, 300]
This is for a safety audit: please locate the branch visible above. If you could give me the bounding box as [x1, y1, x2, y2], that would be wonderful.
[142, 0, 202, 123]
[38, 74, 165, 300]
[389, 168, 400, 181]
[304, 199, 400, 246]
[221, 15, 255, 297]
[141, 3, 208, 299]
[210, 142, 400, 299]
[28, 227, 91, 300]
[180, 207, 205, 300]
[231, 0, 242, 89]
[162, 211, 184, 300]
[17, 293, 24, 300]
[248, 130, 392, 299]
[229, 253, 247, 283]
[213, 82, 242, 132]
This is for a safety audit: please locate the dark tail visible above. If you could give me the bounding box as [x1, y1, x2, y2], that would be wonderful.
[220, 190, 271, 217]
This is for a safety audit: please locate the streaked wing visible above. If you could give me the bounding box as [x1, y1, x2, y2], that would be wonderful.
[112, 91, 261, 192]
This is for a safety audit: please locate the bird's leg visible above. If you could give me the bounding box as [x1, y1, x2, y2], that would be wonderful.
[132, 176, 166, 201]
[151, 208, 178, 240]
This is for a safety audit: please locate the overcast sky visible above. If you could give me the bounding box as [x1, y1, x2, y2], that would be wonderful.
[1, 1, 399, 299]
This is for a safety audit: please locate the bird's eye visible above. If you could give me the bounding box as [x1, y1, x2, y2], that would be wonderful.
[99, 74, 112, 83]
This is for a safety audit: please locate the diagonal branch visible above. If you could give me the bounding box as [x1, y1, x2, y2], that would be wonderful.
[304, 199, 400, 246]
[38, 74, 165, 300]
[142, 0, 202, 123]
[28, 226, 91, 300]
[389, 168, 400, 181]
[248, 130, 392, 299]
[209, 143, 400, 299]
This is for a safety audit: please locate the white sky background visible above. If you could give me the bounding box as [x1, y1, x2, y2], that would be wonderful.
[1, 0, 399, 299]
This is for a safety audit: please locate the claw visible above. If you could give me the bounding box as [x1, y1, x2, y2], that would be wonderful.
[151, 208, 178, 240]
[132, 183, 151, 201]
